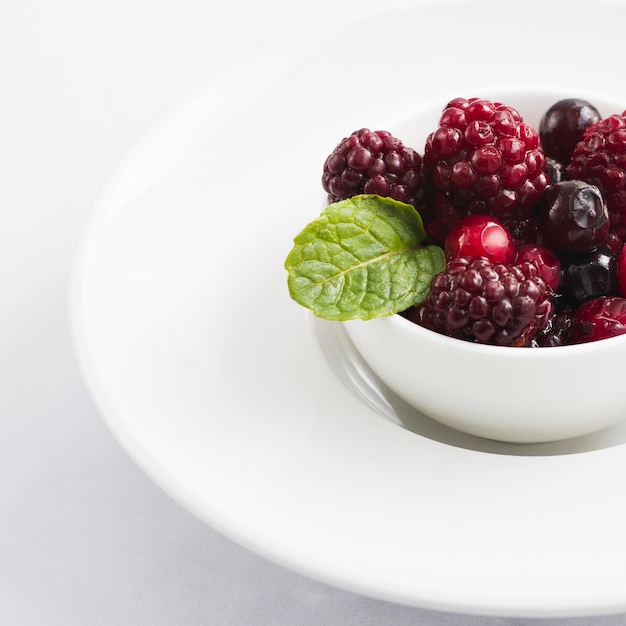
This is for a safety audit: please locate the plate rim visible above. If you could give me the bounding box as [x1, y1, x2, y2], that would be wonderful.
[69, 1, 626, 617]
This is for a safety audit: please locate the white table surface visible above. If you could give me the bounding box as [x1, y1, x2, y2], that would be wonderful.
[3, 1, 625, 624]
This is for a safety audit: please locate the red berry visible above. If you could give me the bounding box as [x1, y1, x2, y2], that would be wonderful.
[444, 214, 516, 264]
[515, 243, 562, 291]
[571, 296, 626, 343]
[423, 97, 549, 237]
[567, 111, 626, 248]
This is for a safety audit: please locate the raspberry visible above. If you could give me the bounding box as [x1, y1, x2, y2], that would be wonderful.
[567, 112, 626, 247]
[321, 128, 423, 208]
[423, 98, 549, 239]
[424, 256, 553, 346]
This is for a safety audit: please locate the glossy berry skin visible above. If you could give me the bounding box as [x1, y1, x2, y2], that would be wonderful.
[532, 304, 574, 347]
[424, 256, 553, 346]
[444, 214, 516, 264]
[322, 128, 423, 208]
[536, 180, 609, 254]
[619, 245, 626, 297]
[570, 296, 626, 343]
[516, 243, 562, 291]
[423, 97, 549, 237]
[559, 244, 619, 306]
[539, 99, 601, 166]
[568, 112, 626, 248]
[545, 157, 565, 184]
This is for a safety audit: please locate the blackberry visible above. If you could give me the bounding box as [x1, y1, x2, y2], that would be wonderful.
[567, 112, 626, 247]
[321, 128, 423, 208]
[423, 98, 549, 238]
[424, 256, 553, 346]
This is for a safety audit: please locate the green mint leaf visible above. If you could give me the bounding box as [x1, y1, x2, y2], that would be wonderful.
[284, 194, 445, 320]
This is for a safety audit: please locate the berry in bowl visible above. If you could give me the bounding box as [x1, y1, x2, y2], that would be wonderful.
[284, 88, 626, 443]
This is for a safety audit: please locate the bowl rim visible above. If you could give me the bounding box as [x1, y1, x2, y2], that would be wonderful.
[360, 309, 626, 358]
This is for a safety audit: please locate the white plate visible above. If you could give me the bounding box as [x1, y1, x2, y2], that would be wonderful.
[70, 0, 626, 617]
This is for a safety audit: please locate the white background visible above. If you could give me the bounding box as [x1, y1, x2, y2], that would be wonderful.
[2, 1, 625, 624]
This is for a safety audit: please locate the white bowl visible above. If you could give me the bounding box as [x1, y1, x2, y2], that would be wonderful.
[342, 89, 626, 444]
[344, 309, 626, 443]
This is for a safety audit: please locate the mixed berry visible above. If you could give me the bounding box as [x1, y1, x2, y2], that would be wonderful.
[322, 128, 424, 209]
[421, 256, 553, 347]
[422, 98, 549, 241]
[322, 96, 626, 346]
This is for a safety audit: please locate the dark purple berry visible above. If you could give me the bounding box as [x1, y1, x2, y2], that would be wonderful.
[502, 216, 539, 245]
[322, 129, 423, 208]
[559, 243, 619, 306]
[539, 98, 601, 165]
[545, 157, 565, 183]
[423, 256, 553, 346]
[536, 180, 609, 253]
[532, 304, 574, 347]
[399, 303, 432, 329]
